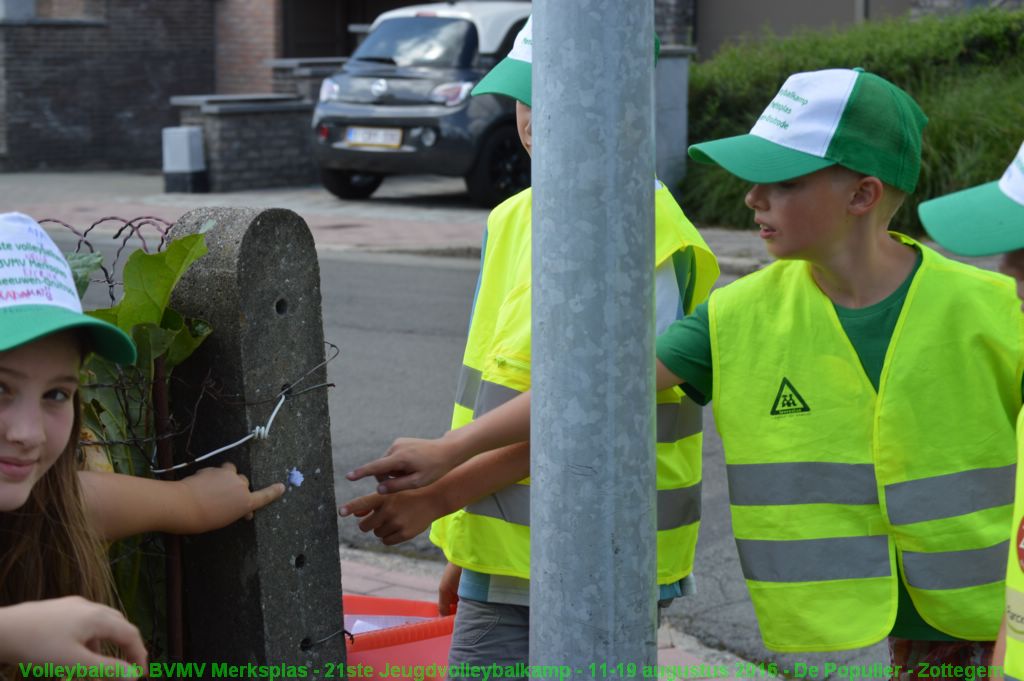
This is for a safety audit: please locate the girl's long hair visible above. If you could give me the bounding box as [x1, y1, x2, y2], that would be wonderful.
[0, 393, 116, 675]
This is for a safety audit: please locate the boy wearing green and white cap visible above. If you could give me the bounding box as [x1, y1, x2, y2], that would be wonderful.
[655, 67, 1022, 668]
[344, 15, 720, 674]
[348, 68, 1024, 669]
[917, 143, 1024, 678]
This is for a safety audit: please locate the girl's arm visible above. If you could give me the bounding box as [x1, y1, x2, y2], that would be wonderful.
[80, 463, 285, 542]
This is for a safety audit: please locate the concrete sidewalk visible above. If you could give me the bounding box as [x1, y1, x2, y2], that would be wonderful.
[1, 170, 998, 274]
[1, 170, 777, 273]
[340, 546, 751, 673]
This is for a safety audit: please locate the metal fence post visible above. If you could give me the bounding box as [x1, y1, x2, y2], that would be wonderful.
[532, 1, 658, 673]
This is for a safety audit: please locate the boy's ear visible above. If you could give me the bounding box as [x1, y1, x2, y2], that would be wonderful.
[848, 175, 884, 216]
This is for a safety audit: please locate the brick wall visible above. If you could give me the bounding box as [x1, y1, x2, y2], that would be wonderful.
[180, 103, 316, 192]
[0, 0, 214, 171]
[655, 0, 695, 46]
[215, 0, 280, 93]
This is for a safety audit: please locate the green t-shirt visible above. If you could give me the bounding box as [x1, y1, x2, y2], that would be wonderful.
[656, 250, 961, 641]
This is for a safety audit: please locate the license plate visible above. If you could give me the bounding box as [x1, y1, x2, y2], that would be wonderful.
[345, 126, 402, 148]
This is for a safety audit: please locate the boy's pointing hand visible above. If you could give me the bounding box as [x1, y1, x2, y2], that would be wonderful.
[346, 437, 458, 494]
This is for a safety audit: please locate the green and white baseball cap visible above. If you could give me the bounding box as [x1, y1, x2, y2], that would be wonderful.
[689, 68, 928, 193]
[919, 142, 1024, 256]
[471, 16, 660, 108]
[0, 212, 136, 363]
[472, 15, 534, 106]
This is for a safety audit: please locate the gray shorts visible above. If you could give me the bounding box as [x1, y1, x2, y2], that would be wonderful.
[447, 598, 529, 678]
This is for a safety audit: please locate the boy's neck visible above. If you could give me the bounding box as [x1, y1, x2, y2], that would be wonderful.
[809, 231, 918, 309]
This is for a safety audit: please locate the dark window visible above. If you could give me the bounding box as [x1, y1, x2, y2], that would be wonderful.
[353, 17, 479, 68]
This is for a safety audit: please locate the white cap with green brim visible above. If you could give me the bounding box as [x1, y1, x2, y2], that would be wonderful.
[0, 212, 136, 364]
[689, 68, 928, 194]
[471, 16, 661, 109]
[919, 142, 1024, 257]
[472, 15, 534, 106]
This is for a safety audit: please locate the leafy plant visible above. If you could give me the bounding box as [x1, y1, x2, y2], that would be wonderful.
[69, 234, 211, 657]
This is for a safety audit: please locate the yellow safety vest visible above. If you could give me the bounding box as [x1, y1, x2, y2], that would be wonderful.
[1003, 408, 1024, 680]
[429, 184, 719, 585]
[709, 235, 1023, 652]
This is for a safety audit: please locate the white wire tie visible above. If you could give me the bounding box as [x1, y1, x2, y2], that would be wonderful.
[151, 394, 287, 474]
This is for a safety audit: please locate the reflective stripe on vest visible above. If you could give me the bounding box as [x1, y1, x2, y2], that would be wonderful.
[466, 481, 702, 530]
[430, 184, 720, 585]
[457, 363, 703, 442]
[885, 465, 1015, 525]
[737, 536, 890, 583]
[902, 542, 1008, 590]
[709, 237, 1022, 650]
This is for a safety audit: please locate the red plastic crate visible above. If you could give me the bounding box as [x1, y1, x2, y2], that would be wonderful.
[342, 594, 454, 678]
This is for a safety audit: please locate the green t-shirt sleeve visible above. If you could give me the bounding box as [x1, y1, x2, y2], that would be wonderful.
[656, 300, 714, 405]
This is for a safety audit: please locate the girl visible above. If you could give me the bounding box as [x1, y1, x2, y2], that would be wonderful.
[0, 212, 284, 675]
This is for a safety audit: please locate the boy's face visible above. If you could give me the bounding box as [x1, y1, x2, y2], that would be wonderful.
[516, 101, 532, 157]
[0, 332, 80, 511]
[744, 166, 863, 261]
[999, 249, 1024, 310]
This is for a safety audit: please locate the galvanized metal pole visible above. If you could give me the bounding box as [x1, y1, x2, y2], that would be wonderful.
[532, 1, 658, 674]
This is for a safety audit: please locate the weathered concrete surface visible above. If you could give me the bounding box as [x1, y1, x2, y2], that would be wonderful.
[169, 207, 343, 670]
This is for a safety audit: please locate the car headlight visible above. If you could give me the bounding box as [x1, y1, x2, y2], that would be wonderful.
[319, 78, 342, 103]
[430, 81, 474, 107]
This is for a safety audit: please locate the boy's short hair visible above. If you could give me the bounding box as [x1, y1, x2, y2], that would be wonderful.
[471, 16, 661, 108]
[919, 141, 1024, 256]
[0, 212, 136, 363]
[689, 68, 928, 194]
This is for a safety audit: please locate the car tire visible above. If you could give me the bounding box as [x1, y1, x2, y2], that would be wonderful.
[320, 169, 384, 200]
[465, 125, 531, 208]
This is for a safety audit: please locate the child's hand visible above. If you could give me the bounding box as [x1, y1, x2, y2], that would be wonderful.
[0, 597, 148, 673]
[438, 562, 462, 616]
[338, 487, 447, 545]
[179, 463, 286, 533]
[346, 437, 458, 494]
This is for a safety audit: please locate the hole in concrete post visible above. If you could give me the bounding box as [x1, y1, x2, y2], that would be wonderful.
[276, 297, 288, 315]
[299, 637, 312, 651]
[293, 554, 306, 569]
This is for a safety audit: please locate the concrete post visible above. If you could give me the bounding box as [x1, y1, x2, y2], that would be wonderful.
[655, 45, 697, 199]
[532, 1, 658, 672]
[169, 208, 344, 672]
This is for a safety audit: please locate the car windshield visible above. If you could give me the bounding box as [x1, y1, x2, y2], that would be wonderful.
[354, 17, 478, 68]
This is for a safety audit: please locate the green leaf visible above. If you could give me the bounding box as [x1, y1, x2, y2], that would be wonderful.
[65, 252, 104, 299]
[161, 309, 213, 370]
[115, 234, 208, 333]
[86, 306, 119, 326]
[131, 323, 178, 374]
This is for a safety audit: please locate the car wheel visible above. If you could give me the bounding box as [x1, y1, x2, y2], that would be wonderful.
[320, 169, 384, 200]
[465, 125, 531, 207]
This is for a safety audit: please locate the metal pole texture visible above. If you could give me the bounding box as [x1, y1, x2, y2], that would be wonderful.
[532, 1, 658, 674]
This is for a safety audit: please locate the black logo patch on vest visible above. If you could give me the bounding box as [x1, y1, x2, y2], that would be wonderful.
[770, 377, 810, 416]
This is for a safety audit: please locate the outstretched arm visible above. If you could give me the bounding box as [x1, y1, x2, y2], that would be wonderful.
[346, 359, 684, 495]
[80, 463, 286, 542]
[0, 597, 148, 673]
[340, 442, 530, 545]
[346, 390, 533, 493]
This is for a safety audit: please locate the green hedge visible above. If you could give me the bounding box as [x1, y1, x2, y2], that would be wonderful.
[681, 9, 1024, 232]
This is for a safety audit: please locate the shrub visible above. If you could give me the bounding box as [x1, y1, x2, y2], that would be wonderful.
[681, 8, 1024, 232]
